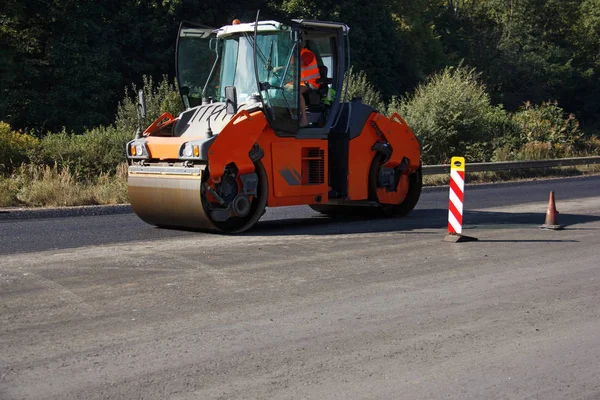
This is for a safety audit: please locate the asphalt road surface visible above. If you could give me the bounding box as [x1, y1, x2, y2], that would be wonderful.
[1, 175, 600, 399]
[1, 175, 600, 255]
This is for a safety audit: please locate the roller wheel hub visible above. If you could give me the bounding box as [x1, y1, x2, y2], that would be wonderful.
[232, 195, 251, 217]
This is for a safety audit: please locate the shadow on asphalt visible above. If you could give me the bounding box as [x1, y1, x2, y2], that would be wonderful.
[245, 208, 600, 236]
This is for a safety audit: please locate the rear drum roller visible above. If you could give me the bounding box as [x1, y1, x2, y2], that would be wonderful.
[309, 155, 422, 218]
[369, 153, 422, 217]
[201, 161, 269, 234]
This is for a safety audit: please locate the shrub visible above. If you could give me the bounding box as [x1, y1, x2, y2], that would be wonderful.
[340, 67, 385, 112]
[30, 125, 131, 179]
[493, 101, 588, 161]
[584, 135, 600, 154]
[512, 101, 584, 147]
[0, 121, 39, 174]
[389, 64, 517, 164]
[115, 75, 183, 136]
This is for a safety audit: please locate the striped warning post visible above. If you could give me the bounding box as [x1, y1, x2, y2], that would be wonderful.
[448, 156, 465, 234]
[444, 157, 477, 242]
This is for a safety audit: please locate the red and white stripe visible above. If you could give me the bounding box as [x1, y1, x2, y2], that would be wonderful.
[448, 168, 465, 234]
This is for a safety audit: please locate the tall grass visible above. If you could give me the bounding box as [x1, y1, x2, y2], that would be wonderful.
[0, 163, 128, 208]
[0, 178, 19, 207]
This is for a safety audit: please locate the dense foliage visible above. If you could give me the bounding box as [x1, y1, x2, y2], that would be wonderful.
[386, 65, 515, 164]
[1, 0, 598, 135]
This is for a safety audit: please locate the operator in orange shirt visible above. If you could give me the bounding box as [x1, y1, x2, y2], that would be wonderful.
[274, 43, 321, 127]
[298, 44, 320, 127]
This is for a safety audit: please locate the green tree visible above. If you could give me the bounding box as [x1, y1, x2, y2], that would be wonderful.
[434, 0, 600, 126]
[0, 0, 180, 134]
[276, 0, 445, 101]
[2, 0, 599, 137]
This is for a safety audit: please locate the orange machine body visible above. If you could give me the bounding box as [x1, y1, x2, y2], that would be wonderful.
[126, 19, 422, 234]
[136, 106, 420, 207]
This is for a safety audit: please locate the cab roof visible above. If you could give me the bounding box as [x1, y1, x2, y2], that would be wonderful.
[216, 19, 349, 37]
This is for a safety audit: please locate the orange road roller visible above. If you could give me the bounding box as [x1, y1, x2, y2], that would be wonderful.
[126, 17, 422, 233]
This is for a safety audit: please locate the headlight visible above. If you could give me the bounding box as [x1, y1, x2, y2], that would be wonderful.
[128, 141, 149, 159]
[183, 143, 193, 157]
[135, 144, 144, 156]
[180, 143, 200, 159]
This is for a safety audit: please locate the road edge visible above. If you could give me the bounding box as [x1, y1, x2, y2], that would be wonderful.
[0, 204, 133, 221]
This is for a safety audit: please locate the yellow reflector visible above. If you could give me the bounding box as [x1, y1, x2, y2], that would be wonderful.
[193, 145, 199, 157]
[131, 144, 137, 156]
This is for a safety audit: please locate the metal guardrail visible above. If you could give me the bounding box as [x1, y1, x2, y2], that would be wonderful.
[422, 156, 600, 175]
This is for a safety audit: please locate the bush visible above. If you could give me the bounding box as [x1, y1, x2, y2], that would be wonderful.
[115, 75, 183, 136]
[389, 64, 517, 164]
[493, 101, 588, 161]
[340, 67, 385, 112]
[584, 135, 600, 155]
[0, 121, 39, 174]
[512, 101, 584, 151]
[29, 125, 131, 179]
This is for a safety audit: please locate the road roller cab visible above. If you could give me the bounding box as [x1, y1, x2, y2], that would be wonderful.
[126, 17, 423, 233]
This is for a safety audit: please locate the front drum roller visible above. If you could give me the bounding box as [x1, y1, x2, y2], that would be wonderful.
[200, 161, 269, 234]
[127, 161, 268, 234]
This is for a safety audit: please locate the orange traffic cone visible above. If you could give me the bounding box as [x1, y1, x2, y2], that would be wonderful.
[539, 191, 563, 230]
